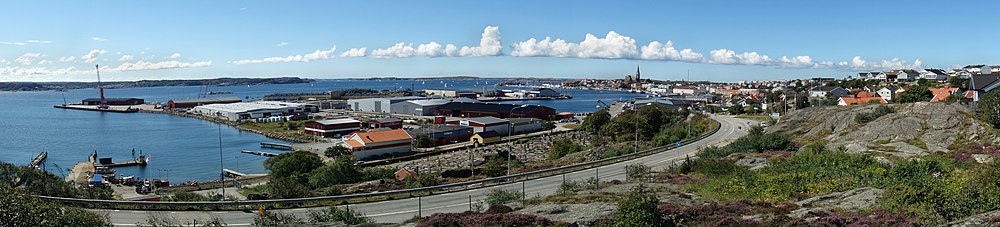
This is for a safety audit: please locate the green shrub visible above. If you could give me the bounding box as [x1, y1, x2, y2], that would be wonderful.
[614, 185, 664, 227]
[307, 206, 373, 225]
[163, 192, 211, 202]
[485, 189, 522, 206]
[548, 139, 583, 160]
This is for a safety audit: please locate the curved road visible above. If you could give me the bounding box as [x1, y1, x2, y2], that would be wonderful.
[95, 115, 752, 226]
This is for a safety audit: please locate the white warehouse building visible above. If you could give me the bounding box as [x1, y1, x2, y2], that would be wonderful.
[191, 101, 317, 121]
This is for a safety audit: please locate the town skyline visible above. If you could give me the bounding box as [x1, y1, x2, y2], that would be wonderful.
[2, 0, 996, 82]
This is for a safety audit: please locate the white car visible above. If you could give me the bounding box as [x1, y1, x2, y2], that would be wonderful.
[760, 122, 768, 127]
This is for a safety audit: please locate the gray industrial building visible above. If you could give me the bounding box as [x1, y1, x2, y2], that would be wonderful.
[347, 96, 426, 113]
[509, 118, 543, 135]
[390, 98, 480, 116]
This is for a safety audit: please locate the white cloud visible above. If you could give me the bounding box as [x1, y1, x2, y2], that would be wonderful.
[839, 56, 923, 71]
[81, 49, 107, 63]
[0, 59, 8, 65]
[37, 60, 52, 65]
[114, 60, 213, 71]
[340, 48, 367, 57]
[119, 55, 134, 62]
[59, 56, 76, 62]
[91, 37, 107, 41]
[15, 53, 46, 65]
[639, 41, 703, 62]
[370, 43, 416, 58]
[0, 66, 85, 76]
[708, 49, 772, 65]
[231, 46, 337, 64]
[277, 42, 288, 47]
[371, 26, 502, 58]
[511, 31, 640, 59]
[169, 53, 182, 59]
[1, 40, 52, 45]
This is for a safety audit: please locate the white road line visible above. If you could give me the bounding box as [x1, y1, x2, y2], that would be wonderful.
[367, 202, 471, 217]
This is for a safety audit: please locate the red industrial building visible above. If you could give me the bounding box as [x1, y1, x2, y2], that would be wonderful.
[367, 118, 403, 129]
[167, 97, 242, 109]
[435, 102, 557, 120]
[304, 118, 361, 138]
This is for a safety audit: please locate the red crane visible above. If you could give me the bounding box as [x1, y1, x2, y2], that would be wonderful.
[96, 64, 109, 109]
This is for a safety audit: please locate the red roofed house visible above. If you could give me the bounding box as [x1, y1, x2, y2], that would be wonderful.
[838, 96, 888, 106]
[929, 87, 961, 102]
[341, 129, 413, 159]
[854, 91, 876, 98]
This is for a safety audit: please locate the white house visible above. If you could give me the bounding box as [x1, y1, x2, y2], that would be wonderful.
[920, 69, 949, 80]
[877, 87, 899, 102]
[895, 69, 920, 81]
[809, 86, 850, 98]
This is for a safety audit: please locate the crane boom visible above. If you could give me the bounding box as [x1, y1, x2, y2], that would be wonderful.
[96, 64, 108, 109]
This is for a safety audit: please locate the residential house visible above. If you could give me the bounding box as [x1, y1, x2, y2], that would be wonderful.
[877, 87, 899, 102]
[970, 74, 1000, 102]
[838, 97, 888, 106]
[921, 69, 949, 80]
[929, 87, 961, 102]
[809, 86, 850, 98]
[895, 69, 920, 81]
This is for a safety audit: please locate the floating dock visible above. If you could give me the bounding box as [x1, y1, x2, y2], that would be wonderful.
[260, 142, 293, 150]
[241, 150, 279, 157]
[94, 158, 146, 168]
[477, 96, 572, 102]
[54, 105, 139, 113]
[28, 151, 47, 169]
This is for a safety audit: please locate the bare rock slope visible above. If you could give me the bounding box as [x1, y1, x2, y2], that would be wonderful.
[767, 102, 997, 158]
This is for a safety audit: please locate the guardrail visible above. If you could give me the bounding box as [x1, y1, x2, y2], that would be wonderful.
[39, 118, 721, 210]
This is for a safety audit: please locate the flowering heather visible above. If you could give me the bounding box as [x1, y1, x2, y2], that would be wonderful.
[416, 212, 565, 227]
[951, 143, 1000, 163]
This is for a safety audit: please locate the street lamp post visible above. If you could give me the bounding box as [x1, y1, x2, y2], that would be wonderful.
[507, 104, 529, 176]
[218, 124, 225, 201]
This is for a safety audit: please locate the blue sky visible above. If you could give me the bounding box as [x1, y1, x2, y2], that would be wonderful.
[1, 0, 996, 82]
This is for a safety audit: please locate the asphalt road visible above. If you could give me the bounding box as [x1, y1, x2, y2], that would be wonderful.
[94, 115, 752, 226]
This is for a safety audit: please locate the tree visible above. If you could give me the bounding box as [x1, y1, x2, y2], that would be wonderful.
[0, 186, 111, 226]
[264, 151, 323, 184]
[582, 110, 611, 135]
[268, 177, 312, 199]
[413, 134, 434, 148]
[949, 76, 970, 90]
[978, 91, 1000, 129]
[897, 86, 932, 103]
[308, 155, 362, 188]
[324, 146, 350, 158]
[541, 120, 556, 131]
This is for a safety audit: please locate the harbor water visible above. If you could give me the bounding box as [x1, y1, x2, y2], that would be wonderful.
[0, 79, 643, 182]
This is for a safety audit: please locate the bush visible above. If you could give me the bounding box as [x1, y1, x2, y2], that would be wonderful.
[253, 210, 302, 226]
[854, 105, 895, 124]
[614, 185, 664, 227]
[404, 174, 439, 188]
[0, 186, 111, 226]
[481, 157, 507, 177]
[485, 188, 522, 206]
[542, 120, 556, 131]
[547, 139, 583, 160]
[977, 90, 1000, 129]
[417, 212, 559, 227]
[163, 192, 211, 202]
[625, 163, 651, 180]
[695, 131, 793, 160]
[307, 206, 373, 225]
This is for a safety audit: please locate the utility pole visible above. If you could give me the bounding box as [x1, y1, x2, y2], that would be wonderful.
[218, 124, 225, 200]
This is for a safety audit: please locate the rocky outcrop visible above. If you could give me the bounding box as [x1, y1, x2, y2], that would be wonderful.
[768, 102, 997, 158]
[947, 210, 1000, 227]
[519, 203, 616, 227]
[788, 187, 884, 219]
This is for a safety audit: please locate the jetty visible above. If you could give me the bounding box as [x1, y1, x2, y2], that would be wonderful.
[90, 152, 147, 168]
[28, 151, 47, 169]
[222, 169, 246, 178]
[260, 142, 293, 150]
[240, 150, 279, 157]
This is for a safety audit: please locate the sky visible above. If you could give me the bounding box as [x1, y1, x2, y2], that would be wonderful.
[1, 0, 996, 82]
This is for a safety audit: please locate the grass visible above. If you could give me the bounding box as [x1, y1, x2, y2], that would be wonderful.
[562, 124, 582, 130]
[906, 138, 929, 150]
[735, 115, 774, 125]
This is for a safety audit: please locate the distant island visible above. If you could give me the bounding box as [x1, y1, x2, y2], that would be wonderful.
[353, 76, 572, 83]
[0, 77, 314, 91]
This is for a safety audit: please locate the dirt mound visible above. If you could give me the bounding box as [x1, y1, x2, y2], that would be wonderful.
[768, 102, 998, 158]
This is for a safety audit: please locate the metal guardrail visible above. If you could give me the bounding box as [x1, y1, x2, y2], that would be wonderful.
[39, 119, 721, 210]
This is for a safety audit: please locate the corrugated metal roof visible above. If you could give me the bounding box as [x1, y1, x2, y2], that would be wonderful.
[170, 96, 242, 104]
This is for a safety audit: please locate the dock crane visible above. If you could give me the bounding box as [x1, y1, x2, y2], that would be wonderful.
[96, 65, 109, 109]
